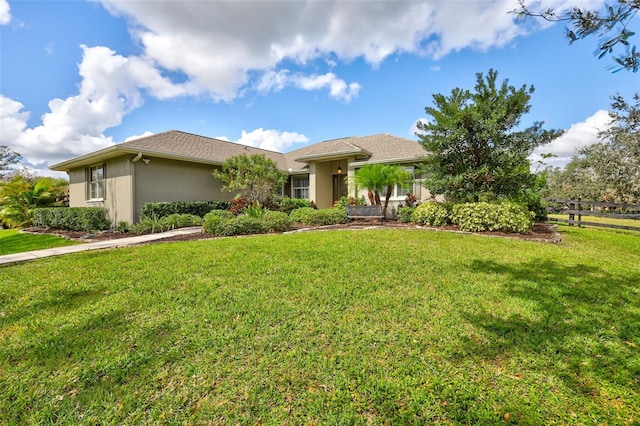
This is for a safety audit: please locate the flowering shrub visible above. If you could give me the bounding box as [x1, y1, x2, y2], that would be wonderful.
[451, 202, 534, 233]
[411, 202, 449, 226]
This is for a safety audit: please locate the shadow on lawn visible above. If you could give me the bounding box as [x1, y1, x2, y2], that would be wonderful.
[463, 259, 640, 394]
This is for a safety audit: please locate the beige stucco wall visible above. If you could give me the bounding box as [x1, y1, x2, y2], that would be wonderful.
[306, 159, 349, 209]
[133, 157, 227, 222]
[68, 156, 134, 225]
[313, 161, 333, 209]
[68, 156, 227, 225]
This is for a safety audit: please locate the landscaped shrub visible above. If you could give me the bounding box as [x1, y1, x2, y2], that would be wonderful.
[333, 196, 366, 209]
[397, 206, 416, 223]
[130, 213, 203, 235]
[289, 207, 347, 226]
[229, 197, 250, 215]
[277, 197, 316, 214]
[450, 202, 534, 233]
[411, 202, 449, 226]
[32, 207, 111, 232]
[116, 221, 130, 233]
[242, 203, 267, 218]
[262, 211, 291, 232]
[202, 210, 234, 234]
[139, 200, 230, 219]
[217, 215, 265, 236]
[162, 213, 202, 230]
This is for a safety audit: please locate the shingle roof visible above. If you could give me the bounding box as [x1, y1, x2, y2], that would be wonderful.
[120, 130, 289, 169]
[50, 131, 427, 172]
[284, 133, 427, 168]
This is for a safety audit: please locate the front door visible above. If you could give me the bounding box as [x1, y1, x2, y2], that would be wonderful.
[332, 174, 348, 205]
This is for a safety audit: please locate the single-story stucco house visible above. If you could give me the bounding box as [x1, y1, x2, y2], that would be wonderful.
[49, 130, 432, 224]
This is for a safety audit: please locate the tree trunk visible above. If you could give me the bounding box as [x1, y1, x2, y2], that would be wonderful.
[367, 190, 375, 205]
[383, 186, 393, 216]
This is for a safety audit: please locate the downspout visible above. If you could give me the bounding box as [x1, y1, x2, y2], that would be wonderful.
[131, 152, 142, 223]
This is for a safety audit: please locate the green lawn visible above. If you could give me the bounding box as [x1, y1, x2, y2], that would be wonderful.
[1, 227, 639, 424]
[0, 229, 81, 255]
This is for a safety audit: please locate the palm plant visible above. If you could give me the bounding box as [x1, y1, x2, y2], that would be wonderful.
[0, 176, 68, 228]
[353, 164, 413, 216]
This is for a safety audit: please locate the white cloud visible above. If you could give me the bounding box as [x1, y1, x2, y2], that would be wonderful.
[531, 110, 610, 169]
[236, 128, 309, 152]
[255, 70, 360, 102]
[0, 45, 197, 172]
[99, 0, 584, 101]
[124, 131, 154, 142]
[4, 0, 607, 174]
[293, 73, 361, 102]
[255, 70, 290, 94]
[0, 0, 11, 25]
[410, 118, 429, 138]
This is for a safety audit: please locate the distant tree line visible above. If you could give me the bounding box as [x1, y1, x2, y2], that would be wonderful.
[543, 93, 640, 204]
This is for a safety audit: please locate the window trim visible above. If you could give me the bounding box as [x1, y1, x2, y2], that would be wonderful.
[387, 166, 415, 201]
[292, 175, 309, 200]
[87, 163, 106, 201]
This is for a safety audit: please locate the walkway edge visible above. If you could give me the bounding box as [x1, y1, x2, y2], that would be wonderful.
[0, 227, 203, 266]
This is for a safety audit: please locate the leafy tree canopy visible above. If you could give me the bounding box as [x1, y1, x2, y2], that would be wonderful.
[0, 176, 68, 228]
[513, 0, 639, 73]
[416, 69, 562, 203]
[544, 93, 640, 202]
[353, 164, 412, 215]
[212, 154, 288, 205]
[0, 145, 22, 180]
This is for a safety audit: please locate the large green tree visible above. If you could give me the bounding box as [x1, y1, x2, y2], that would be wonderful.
[513, 0, 639, 73]
[416, 69, 562, 203]
[0, 176, 68, 228]
[0, 146, 22, 181]
[353, 164, 413, 215]
[544, 93, 640, 202]
[213, 154, 288, 205]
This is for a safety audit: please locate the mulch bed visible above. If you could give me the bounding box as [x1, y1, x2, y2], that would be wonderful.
[23, 222, 562, 244]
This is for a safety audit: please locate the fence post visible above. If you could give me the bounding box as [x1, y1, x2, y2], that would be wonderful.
[569, 200, 575, 226]
[577, 198, 582, 227]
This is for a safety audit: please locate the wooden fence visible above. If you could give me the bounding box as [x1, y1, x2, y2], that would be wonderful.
[544, 198, 640, 232]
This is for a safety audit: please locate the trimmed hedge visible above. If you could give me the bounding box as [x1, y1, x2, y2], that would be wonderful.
[411, 202, 450, 226]
[262, 211, 291, 232]
[203, 211, 291, 236]
[139, 200, 230, 219]
[32, 207, 111, 232]
[289, 207, 347, 226]
[450, 202, 534, 233]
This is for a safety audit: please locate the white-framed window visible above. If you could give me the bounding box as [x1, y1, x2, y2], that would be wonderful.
[387, 167, 415, 200]
[292, 175, 309, 199]
[88, 164, 105, 200]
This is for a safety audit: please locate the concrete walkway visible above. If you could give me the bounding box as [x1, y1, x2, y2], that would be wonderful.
[0, 227, 204, 266]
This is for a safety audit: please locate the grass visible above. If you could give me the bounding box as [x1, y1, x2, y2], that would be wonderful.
[0, 229, 81, 255]
[549, 213, 640, 229]
[1, 227, 639, 424]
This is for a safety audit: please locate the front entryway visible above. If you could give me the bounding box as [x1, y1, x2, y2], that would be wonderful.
[332, 174, 348, 205]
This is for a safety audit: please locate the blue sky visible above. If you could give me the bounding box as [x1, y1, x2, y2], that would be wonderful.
[0, 0, 637, 176]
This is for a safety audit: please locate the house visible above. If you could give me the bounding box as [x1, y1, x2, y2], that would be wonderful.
[49, 130, 431, 224]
